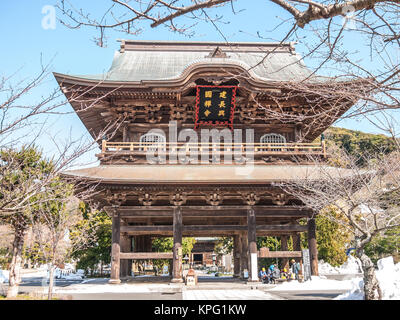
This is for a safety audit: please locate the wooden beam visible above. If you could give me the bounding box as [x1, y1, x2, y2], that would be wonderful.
[257, 225, 307, 232]
[120, 252, 173, 259]
[120, 231, 302, 237]
[109, 206, 312, 218]
[120, 211, 309, 218]
[120, 224, 307, 233]
[121, 226, 173, 233]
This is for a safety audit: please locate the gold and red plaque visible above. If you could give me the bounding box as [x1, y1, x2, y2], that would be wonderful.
[194, 85, 237, 130]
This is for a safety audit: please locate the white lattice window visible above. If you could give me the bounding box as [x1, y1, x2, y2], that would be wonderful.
[139, 133, 166, 151]
[260, 133, 286, 151]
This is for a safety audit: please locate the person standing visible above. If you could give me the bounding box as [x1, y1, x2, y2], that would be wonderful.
[290, 259, 300, 281]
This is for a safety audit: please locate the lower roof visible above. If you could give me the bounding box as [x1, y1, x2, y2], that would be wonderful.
[61, 164, 355, 184]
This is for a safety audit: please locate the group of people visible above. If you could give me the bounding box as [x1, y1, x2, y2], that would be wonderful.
[259, 259, 301, 284]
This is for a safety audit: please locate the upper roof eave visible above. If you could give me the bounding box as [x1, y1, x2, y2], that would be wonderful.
[53, 71, 371, 98]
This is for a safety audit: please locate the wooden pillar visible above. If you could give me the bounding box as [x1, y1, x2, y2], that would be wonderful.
[109, 209, 121, 284]
[137, 236, 143, 252]
[281, 235, 289, 270]
[171, 206, 183, 283]
[169, 259, 174, 277]
[146, 236, 153, 251]
[233, 235, 241, 278]
[120, 233, 132, 278]
[293, 233, 303, 275]
[240, 233, 249, 279]
[307, 218, 319, 276]
[247, 207, 258, 282]
[122, 124, 128, 142]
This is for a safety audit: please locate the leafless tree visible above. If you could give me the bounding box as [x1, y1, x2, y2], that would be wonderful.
[0, 60, 124, 297]
[31, 192, 98, 300]
[281, 146, 400, 299]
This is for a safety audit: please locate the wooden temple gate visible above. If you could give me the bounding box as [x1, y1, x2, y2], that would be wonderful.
[55, 40, 358, 284]
[104, 203, 318, 283]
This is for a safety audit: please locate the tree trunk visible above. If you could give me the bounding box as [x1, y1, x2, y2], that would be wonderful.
[7, 226, 26, 298]
[355, 247, 382, 300]
[48, 263, 55, 300]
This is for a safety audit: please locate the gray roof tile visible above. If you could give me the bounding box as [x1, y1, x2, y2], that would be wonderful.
[74, 41, 321, 83]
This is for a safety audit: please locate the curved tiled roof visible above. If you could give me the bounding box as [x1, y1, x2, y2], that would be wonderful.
[71, 40, 322, 83]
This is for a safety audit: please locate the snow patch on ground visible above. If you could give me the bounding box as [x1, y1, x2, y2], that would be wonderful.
[335, 256, 400, 300]
[54, 282, 179, 294]
[319, 255, 363, 274]
[61, 274, 83, 280]
[0, 270, 9, 283]
[270, 276, 357, 291]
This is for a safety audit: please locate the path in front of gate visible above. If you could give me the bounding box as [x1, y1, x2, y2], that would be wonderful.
[18, 275, 348, 300]
[182, 289, 282, 300]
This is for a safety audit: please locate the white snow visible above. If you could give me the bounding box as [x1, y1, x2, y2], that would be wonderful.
[62, 274, 83, 280]
[54, 282, 180, 294]
[76, 269, 85, 276]
[319, 255, 363, 275]
[270, 276, 357, 291]
[45, 267, 84, 280]
[335, 256, 400, 300]
[0, 270, 9, 283]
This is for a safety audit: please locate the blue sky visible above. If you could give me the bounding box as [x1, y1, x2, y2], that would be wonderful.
[0, 1, 393, 166]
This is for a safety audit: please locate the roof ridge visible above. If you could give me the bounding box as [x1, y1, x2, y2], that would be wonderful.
[118, 39, 296, 53]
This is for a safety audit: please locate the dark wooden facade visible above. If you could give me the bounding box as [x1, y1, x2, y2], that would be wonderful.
[56, 41, 358, 283]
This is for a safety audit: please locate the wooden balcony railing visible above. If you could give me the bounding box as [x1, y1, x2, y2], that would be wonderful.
[101, 140, 327, 158]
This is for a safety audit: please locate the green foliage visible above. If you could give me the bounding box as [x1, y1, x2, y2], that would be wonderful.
[182, 238, 196, 256]
[215, 237, 232, 255]
[152, 237, 196, 255]
[22, 243, 46, 266]
[0, 146, 54, 227]
[365, 227, 400, 264]
[300, 207, 351, 267]
[151, 237, 196, 271]
[323, 127, 396, 166]
[257, 236, 282, 269]
[257, 236, 281, 251]
[71, 204, 112, 275]
[315, 207, 351, 266]
[152, 237, 173, 252]
[0, 247, 11, 269]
